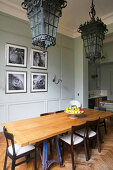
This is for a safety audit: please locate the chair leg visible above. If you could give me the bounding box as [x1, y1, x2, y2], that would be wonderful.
[3, 151, 7, 170]
[49, 140, 52, 153]
[60, 139, 64, 162]
[97, 133, 101, 153]
[98, 126, 104, 143]
[26, 154, 31, 163]
[34, 147, 37, 170]
[104, 119, 107, 134]
[11, 159, 15, 170]
[71, 146, 75, 170]
[84, 138, 89, 161]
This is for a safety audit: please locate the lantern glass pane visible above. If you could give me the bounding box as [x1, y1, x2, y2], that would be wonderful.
[35, 14, 38, 23]
[45, 23, 48, 35]
[31, 28, 35, 38]
[36, 25, 39, 36]
[49, 13, 54, 25]
[38, 24, 41, 35]
[53, 27, 57, 38]
[30, 17, 34, 29]
[49, 25, 53, 36]
[37, 12, 41, 23]
[54, 17, 59, 27]
[44, 11, 48, 23]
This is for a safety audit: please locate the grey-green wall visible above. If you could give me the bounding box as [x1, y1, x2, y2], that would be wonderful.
[0, 12, 75, 131]
[74, 37, 88, 108]
[88, 40, 113, 98]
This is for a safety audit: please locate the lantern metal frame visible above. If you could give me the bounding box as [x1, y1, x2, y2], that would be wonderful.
[22, 0, 67, 52]
[78, 0, 108, 61]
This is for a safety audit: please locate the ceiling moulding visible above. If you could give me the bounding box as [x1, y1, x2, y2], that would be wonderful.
[58, 25, 74, 38]
[0, 0, 113, 39]
[104, 36, 113, 44]
[0, 1, 28, 21]
[101, 12, 113, 25]
[73, 12, 113, 39]
[0, 0, 74, 37]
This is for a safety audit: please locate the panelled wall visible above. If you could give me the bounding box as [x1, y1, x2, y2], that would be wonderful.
[88, 40, 113, 95]
[0, 12, 75, 131]
[74, 37, 88, 108]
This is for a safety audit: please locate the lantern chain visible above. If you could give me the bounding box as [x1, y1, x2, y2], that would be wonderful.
[89, 0, 96, 20]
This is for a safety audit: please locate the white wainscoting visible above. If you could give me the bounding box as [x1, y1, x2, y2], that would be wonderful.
[60, 98, 73, 110]
[8, 100, 45, 122]
[47, 99, 60, 112]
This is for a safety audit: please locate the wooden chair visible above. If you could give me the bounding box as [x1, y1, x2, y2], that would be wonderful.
[86, 118, 101, 157]
[3, 127, 37, 170]
[94, 107, 107, 134]
[59, 122, 88, 170]
[75, 118, 101, 160]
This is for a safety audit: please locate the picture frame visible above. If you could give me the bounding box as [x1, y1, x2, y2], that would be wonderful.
[31, 72, 48, 92]
[5, 43, 27, 67]
[30, 48, 48, 70]
[6, 71, 27, 94]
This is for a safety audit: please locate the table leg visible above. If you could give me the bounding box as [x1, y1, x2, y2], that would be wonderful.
[42, 139, 48, 170]
[55, 136, 64, 167]
[42, 136, 64, 170]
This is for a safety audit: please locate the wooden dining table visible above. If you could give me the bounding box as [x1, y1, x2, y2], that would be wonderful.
[2, 108, 113, 170]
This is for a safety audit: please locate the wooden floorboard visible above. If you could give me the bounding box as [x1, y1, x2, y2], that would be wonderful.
[1, 119, 113, 170]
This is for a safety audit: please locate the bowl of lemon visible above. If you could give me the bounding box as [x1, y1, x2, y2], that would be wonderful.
[65, 106, 85, 118]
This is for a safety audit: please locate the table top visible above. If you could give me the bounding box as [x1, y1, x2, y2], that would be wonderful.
[2, 108, 113, 146]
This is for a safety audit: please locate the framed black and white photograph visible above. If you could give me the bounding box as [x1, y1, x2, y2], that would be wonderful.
[5, 43, 27, 67]
[30, 49, 48, 70]
[6, 71, 27, 94]
[31, 72, 48, 92]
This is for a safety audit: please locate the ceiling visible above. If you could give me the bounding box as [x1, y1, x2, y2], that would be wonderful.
[0, 0, 113, 38]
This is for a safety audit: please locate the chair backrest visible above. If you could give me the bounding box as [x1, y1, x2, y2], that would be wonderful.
[94, 107, 106, 112]
[70, 100, 81, 108]
[40, 112, 55, 116]
[55, 110, 64, 113]
[86, 118, 100, 135]
[71, 122, 86, 146]
[3, 126, 16, 156]
[94, 106, 100, 110]
[100, 107, 106, 111]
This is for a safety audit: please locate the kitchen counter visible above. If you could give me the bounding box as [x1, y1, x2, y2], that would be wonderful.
[88, 96, 107, 109]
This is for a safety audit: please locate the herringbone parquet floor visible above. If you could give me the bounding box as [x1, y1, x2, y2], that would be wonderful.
[0, 119, 113, 170]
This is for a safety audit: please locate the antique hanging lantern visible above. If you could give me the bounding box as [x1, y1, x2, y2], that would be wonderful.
[78, 0, 108, 61]
[21, 0, 67, 52]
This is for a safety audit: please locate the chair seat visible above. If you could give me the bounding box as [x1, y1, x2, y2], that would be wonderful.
[8, 143, 35, 156]
[60, 133, 83, 145]
[76, 128, 96, 138]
